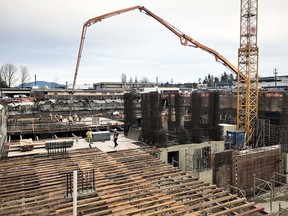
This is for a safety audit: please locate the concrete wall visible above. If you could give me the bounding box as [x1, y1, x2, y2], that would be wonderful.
[159, 141, 224, 184]
[212, 150, 236, 190]
[0, 103, 7, 158]
[197, 169, 213, 184]
[282, 153, 288, 182]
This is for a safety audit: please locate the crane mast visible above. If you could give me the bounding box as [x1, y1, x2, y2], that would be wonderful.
[237, 0, 259, 143]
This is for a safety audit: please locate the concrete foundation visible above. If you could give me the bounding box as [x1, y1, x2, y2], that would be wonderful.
[158, 141, 224, 183]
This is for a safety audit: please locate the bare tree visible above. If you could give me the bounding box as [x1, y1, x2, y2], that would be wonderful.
[0, 66, 7, 88]
[135, 76, 138, 83]
[121, 73, 127, 83]
[20, 66, 31, 88]
[129, 77, 133, 83]
[1, 64, 18, 87]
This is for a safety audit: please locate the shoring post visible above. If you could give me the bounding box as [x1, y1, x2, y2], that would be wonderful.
[93, 169, 95, 190]
[272, 171, 275, 199]
[66, 173, 69, 197]
[73, 170, 77, 216]
[81, 172, 84, 192]
[253, 174, 256, 202]
[270, 185, 273, 213]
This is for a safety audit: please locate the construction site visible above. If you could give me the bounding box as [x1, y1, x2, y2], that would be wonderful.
[1, 1, 288, 215]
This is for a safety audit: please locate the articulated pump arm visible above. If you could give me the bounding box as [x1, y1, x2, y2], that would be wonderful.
[72, 5, 244, 94]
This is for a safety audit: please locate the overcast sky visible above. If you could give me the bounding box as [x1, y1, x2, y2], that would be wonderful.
[1, 0, 287, 86]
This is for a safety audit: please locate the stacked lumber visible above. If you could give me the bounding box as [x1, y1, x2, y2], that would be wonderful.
[0, 148, 265, 215]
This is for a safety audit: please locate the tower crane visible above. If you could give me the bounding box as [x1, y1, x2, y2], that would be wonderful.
[237, 0, 259, 143]
[72, 1, 258, 143]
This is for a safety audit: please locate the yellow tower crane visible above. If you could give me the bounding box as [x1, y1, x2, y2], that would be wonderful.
[72, 1, 259, 143]
[237, 0, 259, 143]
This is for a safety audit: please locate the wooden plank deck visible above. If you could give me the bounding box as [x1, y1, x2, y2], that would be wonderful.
[0, 148, 266, 215]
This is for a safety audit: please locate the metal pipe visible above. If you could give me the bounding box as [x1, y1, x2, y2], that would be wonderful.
[66, 173, 68, 197]
[73, 170, 77, 216]
[93, 169, 95, 191]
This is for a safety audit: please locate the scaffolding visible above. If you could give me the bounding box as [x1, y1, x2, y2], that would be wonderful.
[253, 172, 288, 213]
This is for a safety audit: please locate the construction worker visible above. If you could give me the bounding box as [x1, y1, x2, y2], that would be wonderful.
[113, 128, 119, 148]
[86, 129, 93, 148]
[73, 113, 78, 121]
[49, 112, 53, 121]
[68, 115, 73, 125]
[55, 114, 59, 122]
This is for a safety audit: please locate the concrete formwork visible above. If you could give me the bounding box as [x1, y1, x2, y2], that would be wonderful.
[212, 146, 282, 196]
[140, 92, 223, 147]
[212, 150, 236, 189]
[281, 106, 288, 153]
[140, 92, 165, 147]
[123, 93, 140, 127]
[0, 103, 8, 157]
[237, 146, 281, 195]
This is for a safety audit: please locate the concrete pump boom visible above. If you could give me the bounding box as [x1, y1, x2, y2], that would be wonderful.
[72, 5, 244, 95]
[72, 5, 256, 142]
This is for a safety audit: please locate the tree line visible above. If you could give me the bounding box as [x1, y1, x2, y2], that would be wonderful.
[198, 72, 235, 86]
[120, 72, 235, 86]
[121, 73, 149, 83]
[0, 63, 31, 88]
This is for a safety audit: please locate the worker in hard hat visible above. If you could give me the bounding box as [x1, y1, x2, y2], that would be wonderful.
[67, 115, 73, 125]
[86, 129, 93, 148]
[73, 113, 78, 121]
[59, 114, 63, 122]
[113, 128, 119, 148]
[55, 114, 59, 122]
[49, 112, 53, 121]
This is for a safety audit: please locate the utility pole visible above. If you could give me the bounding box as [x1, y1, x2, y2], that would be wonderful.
[273, 68, 277, 87]
[0, 65, 3, 97]
[34, 74, 36, 87]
